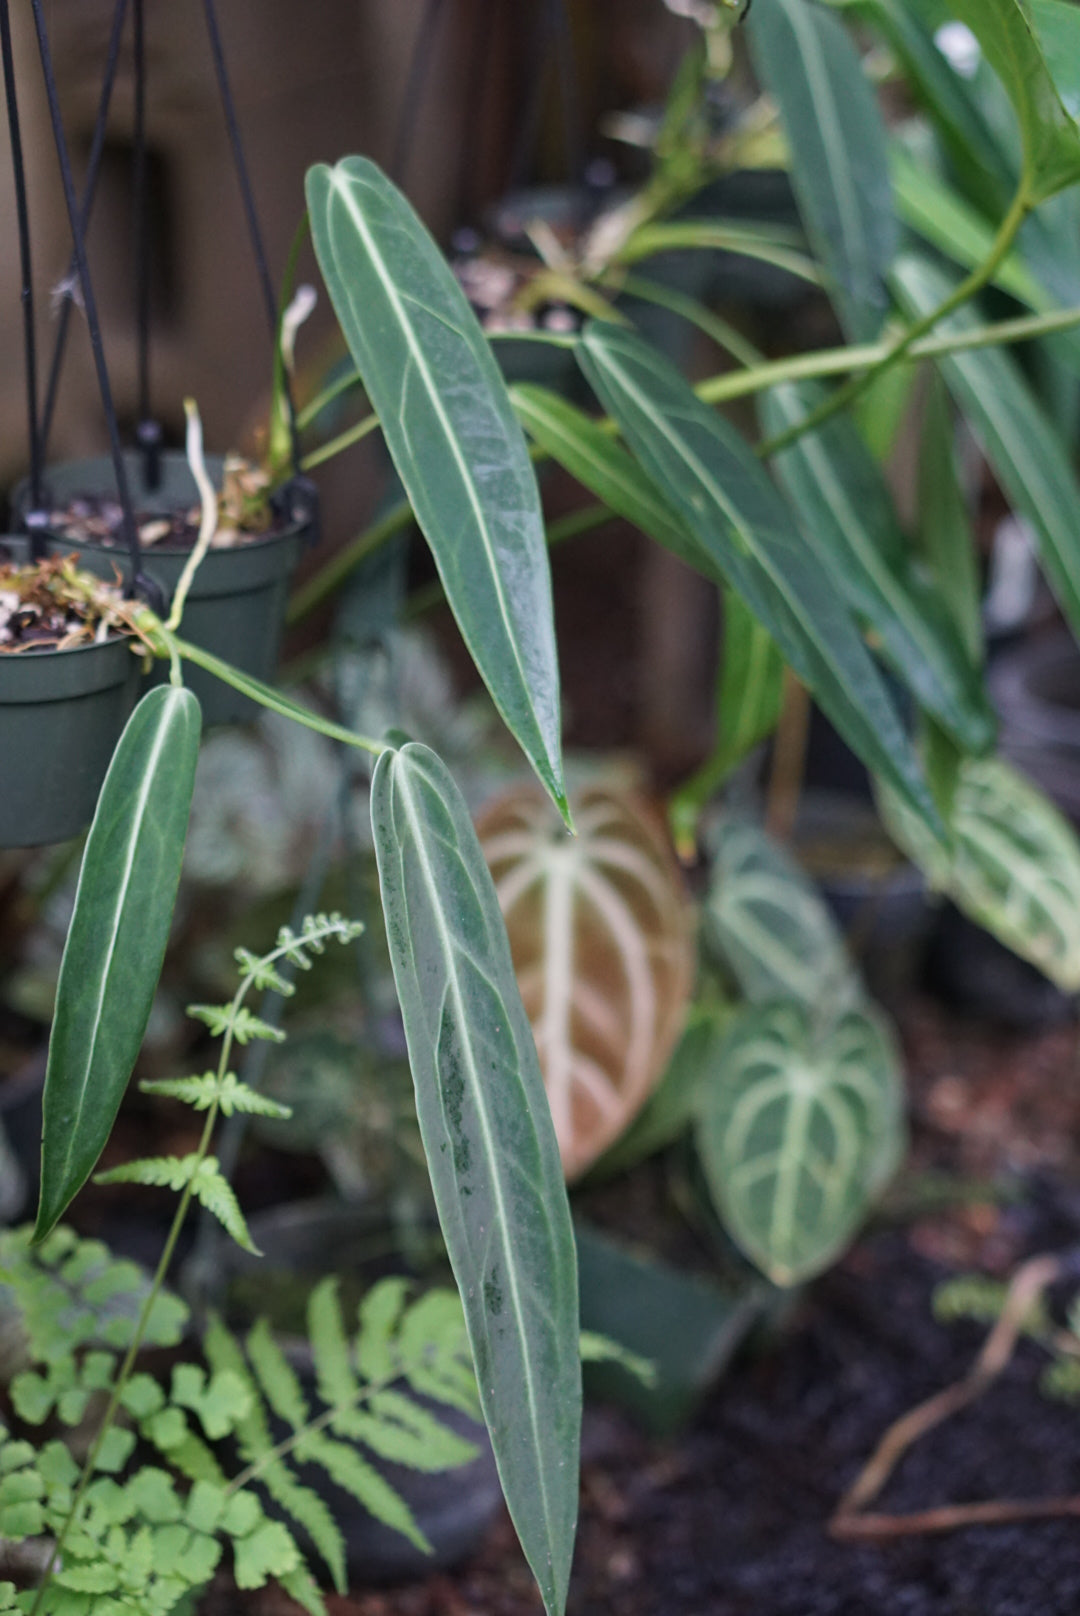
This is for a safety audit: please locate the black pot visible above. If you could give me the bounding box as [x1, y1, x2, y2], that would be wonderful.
[15, 453, 307, 727]
[0, 536, 140, 849]
[193, 1198, 503, 1584]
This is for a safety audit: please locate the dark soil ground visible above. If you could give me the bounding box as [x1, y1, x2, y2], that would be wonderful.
[196, 998, 1080, 1616]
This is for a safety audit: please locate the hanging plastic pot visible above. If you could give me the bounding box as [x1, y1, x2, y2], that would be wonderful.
[16, 451, 308, 727]
[0, 538, 140, 849]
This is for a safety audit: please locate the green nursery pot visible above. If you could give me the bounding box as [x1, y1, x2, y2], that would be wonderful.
[16, 452, 307, 726]
[0, 539, 140, 848]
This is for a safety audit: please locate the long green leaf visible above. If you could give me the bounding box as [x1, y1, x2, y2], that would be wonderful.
[576, 322, 942, 838]
[35, 687, 201, 1240]
[705, 817, 861, 1013]
[748, 0, 898, 340]
[696, 998, 905, 1285]
[510, 383, 697, 565]
[761, 381, 994, 752]
[918, 374, 983, 667]
[306, 158, 567, 822]
[715, 590, 786, 773]
[1031, 0, 1080, 120]
[893, 253, 1080, 644]
[370, 742, 580, 1616]
[949, 0, 1080, 199]
[877, 754, 1080, 992]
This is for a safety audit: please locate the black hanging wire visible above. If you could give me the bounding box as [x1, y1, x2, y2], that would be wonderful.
[132, 0, 162, 487]
[200, 0, 303, 481]
[28, 0, 147, 597]
[0, 0, 44, 535]
[39, 0, 129, 459]
[390, 0, 446, 189]
[507, 1, 555, 196]
[548, 0, 585, 198]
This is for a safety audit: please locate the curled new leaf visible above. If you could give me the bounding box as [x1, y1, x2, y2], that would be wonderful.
[696, 999, 905, 1286]
[477, 785, 695, 1179]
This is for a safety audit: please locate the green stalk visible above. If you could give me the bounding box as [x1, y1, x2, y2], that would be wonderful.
[286, 500, 415, 624]
[299, 410, 380, 473]
[297, 367, 365, 432]
[168, 632, 387, 756]
[758, 183, 1034, 457]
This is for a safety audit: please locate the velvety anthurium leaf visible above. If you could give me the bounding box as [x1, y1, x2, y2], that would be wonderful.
[696, 998, 905, 1286]
[36, 687, 201, 1240]
[877, 754, 1080, 992]
[306, 158, 567, 823]
[370, 742, 580, 1616]
[477, 784, 695, 1180]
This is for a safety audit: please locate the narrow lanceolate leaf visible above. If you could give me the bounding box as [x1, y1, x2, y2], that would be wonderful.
[306, 158, 567, 821]
[748, 0, 897, 340]
[893, 254, 1080, 645]
[761, 381, 994, 753]
[696, 999, 905, 1285]
[510, 383, 697, 566]
[477, 785, 695, 1180]
[1032, 0, 1080, 122]
[705, 817, 861, 1014]
[36, 687, 201, 1241]
[949, 0, 1080, 199]
[577, 323, 942, 839]
[877, 756, 1080, 992]
[371, 743, 580, 1616]
[918, 374, 983, 668]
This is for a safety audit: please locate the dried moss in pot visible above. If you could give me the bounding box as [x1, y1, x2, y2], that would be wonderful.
[15, 451, 308, 726]
[0, 547, 140, 849]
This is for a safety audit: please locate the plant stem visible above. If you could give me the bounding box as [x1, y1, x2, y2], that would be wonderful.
[757, 182, 1033, 458]
[299, 410, 380, 473]
[286, 501, 415, 624]
[168, 632, 387, 756]
[167, 400, 218, 632]
[284, 287, 1080, 624]
[764, 672, 811, 843]
[297, 367, 365, 431]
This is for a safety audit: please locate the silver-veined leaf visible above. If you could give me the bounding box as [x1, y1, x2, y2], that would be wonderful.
[576, 322, 942, 840]
[948, 0, 1080, 200]
[696, 998, 905, 1285]
[477, 784, 695, 1180]
[705, 817, 861, 1013]
[748, 0, 898, 340]
[35, 686, 201, 1241]
[761, 381, 994, 753]
[893, 253, 1080, 646]
[306, 158, 567, 822]
[877, 754, 1080, 992]
[370, 742, 580, 1616]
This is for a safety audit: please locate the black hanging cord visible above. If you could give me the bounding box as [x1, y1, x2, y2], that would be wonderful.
[390, 0, 445, 188]
[508, 2, 555, 196]
[0, 0, 43, 532]
[40, 0, 129, 459]
[132, 0, 162, 487]
[29, 0, 146, 597]
[201, 0, 302, 479]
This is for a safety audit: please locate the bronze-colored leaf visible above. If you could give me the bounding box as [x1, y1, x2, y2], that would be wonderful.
[477, 785, 695, 1179]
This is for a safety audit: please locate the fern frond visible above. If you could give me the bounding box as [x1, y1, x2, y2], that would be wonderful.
[94, 1157, 197, 1192]
[579, 1331, 658, 1386]
[139, 1072, 290, 1120]
[299, 1431, 429, 1553]
[355, 1278, 410, 1383]
[187, 1162, 259, 1254]
[185, 1003, 233, 1036]
[233, 949, 295, 997]
[334, 1389, 477, 1471]
[186, 1005, 285, 1045]
[277, 1562, 328, 1616]
[308, 1279, 358, 1408]
[245, 1320, 310, 1430]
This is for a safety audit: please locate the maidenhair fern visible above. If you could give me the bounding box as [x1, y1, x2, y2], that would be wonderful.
[0, 916, 481, 1616]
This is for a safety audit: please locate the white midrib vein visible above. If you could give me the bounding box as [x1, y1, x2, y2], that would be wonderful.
[393, 756, 559, 1576]
[327, 169, 548, 759]
[54, 696, 180, 1184]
